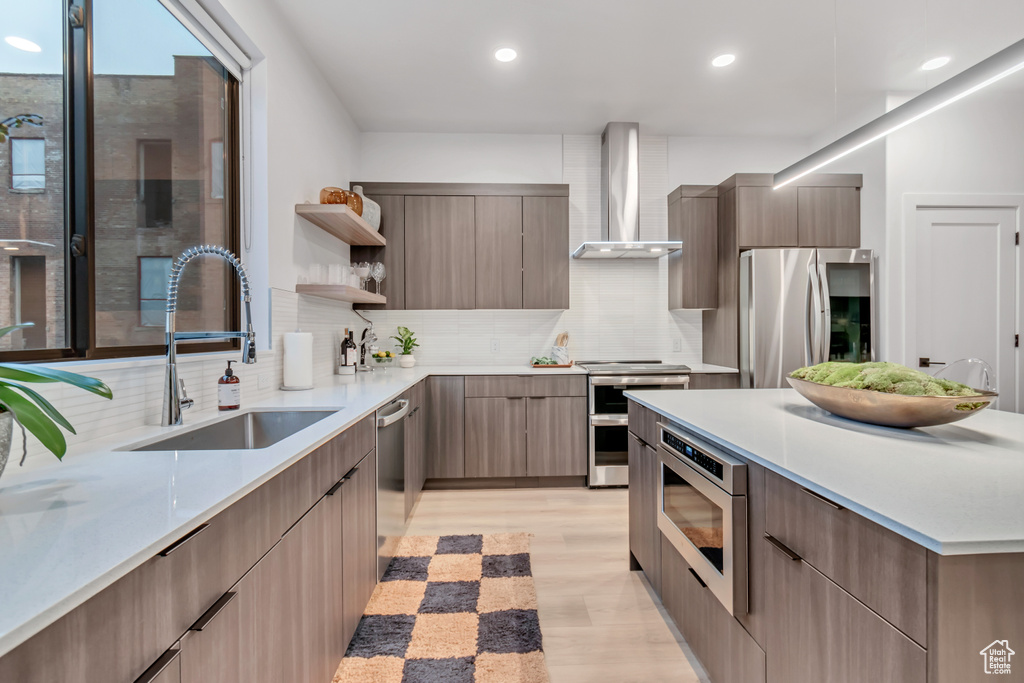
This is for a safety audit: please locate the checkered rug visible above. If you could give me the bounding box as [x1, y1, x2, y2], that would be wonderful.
[333, 533, 549, 683]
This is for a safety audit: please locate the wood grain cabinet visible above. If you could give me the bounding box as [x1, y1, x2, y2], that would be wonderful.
[404, 195, 476, 310]
[763, 534, 926, 683]
[465, 397, 528, 477]
[341, 451, 378, 647]
[404, 381, 427, 520]
[627, 432, 661, 595]
[668, 186, 719, 310]
[349, 183, 570, 311]
[797, 186, 860, 247]
[426, 376, 466, 479]
[526, 397, 587, 476]
[475, 196, 523, 309]
[523, 196, 570, 309]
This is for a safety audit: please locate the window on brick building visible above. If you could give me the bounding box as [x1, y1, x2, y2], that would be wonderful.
[139, 257, 172, 327]
[0, 0, 242, 361]
[11, 138, 46, 191]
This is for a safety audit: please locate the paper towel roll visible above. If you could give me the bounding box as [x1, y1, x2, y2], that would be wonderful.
[282, 332, 314, 390]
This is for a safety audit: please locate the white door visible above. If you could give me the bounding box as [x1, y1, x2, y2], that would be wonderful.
[914, 207, 1018, 411]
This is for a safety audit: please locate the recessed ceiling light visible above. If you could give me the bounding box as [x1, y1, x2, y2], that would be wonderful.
[599, 248, 611, 252]
[921, 56, 951, 71]
[4, 246, 19, 251]
[650, 248, 663, 252]
[712, 53, 736, 68]
[5, 36, 41, 53]
[494, 48, 517, 63]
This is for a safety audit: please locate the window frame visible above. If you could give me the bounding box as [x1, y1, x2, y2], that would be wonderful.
[0, 0, 243, 363]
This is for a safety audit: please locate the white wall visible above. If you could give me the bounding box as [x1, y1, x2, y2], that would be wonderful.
[667, 136, 811, 187]
[358, 133, 563, 184]
[884, 88, 1024, 364]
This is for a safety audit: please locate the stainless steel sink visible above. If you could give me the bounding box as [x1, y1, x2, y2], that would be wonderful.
[130, 409, 338, 451]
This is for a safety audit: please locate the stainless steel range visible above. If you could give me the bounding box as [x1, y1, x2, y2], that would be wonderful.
[577, 360, 691, 487]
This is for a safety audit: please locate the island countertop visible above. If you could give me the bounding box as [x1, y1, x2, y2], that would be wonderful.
[625, 387, 1024, 556]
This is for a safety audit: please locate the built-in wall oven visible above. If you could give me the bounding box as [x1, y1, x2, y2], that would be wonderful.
[578, 361, 691, 487]
[657, 421, 748, 616]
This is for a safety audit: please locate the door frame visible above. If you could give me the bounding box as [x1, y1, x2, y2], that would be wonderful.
[901, 194, 1023, 410]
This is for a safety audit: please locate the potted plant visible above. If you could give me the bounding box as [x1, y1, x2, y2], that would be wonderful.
[0, 324, 113, 480]
[390, 326, 419, 368]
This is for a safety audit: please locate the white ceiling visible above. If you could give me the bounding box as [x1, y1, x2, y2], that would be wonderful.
[272, 0, 1024, 138]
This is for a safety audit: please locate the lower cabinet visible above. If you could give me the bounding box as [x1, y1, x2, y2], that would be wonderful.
[465, 395, 587, 479]
[426, 376, 466, 478]
[526, 397, 587, 476]
[465, 397, 527, 477]
[342, 450, 379, 646]
[404, 381, 427, 520]
[662, 536, 766, 683]
[627, 432, 661, 595]
[763, 533, 926, 683]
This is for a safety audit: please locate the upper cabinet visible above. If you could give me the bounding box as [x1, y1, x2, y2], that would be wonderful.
[523, 196, 570, 310]
[405, 195, 477, 310]
[668, 186, 719, 310]
[352, 183, 570, 311]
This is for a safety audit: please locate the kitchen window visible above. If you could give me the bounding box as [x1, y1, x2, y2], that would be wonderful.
[10, 138, 46, 191]
[0, 0, 242, 361]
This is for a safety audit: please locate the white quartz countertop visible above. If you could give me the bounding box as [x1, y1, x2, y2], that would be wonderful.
[625, 388, 1024, 557]
[0, 363, 585, 658]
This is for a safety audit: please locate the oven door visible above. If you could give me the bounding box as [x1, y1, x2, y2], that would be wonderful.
[589, 416, 629, 486]
[589, 375, 690, 414]
[657, 445, 747, 615]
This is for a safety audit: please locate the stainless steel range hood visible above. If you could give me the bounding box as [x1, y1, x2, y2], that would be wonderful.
[572, 122, 682, 259]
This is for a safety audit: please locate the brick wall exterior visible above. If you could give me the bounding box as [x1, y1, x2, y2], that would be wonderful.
[0, 56, 233, 352]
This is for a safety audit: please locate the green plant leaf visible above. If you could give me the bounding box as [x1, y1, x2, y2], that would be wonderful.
[0, 323, 34, 339]
[4, 382, 76, 434]
[0, 363, 113, 399]
[0, 385, 67, 459]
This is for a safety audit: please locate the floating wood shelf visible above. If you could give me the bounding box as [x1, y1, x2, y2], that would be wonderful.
[296, 284, 387, 305]
[295, 204, 386, 247]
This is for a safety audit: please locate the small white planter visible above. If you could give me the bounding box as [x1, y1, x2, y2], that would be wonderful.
[399, 355, 416, 368]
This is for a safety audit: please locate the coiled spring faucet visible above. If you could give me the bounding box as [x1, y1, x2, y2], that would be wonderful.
[163, 245, 257, 426]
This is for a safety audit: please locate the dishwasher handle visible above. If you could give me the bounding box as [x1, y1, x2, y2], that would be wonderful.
[377, 399, 410, 427]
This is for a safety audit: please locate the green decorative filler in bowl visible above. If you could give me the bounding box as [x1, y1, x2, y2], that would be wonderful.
[787, 361, 997, 428]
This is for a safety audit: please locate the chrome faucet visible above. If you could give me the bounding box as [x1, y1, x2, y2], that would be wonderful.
[163, 245, 256, 426]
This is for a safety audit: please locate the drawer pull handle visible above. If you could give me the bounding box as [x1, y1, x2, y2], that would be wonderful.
[764, 533, 802, 561]
[134, 648, 180, 683]
[628, 432, 648, 448]
[801, 487, 844, 510]
[326, 478, 346, 496]
[158, 523, 209, 557]
[688, 567, 708, 588]
[190, 591, 237, 631]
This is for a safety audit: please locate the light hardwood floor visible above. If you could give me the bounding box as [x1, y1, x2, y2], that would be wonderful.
[405, 487, 709, 683]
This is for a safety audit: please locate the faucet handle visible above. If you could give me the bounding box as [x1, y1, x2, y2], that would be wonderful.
[179, 378, 194, 411]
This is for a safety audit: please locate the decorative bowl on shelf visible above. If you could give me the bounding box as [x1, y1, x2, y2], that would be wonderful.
[787, 376, 998, 428]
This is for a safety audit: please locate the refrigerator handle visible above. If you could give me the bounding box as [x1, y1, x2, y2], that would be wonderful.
[806, 262, 822, 365]
[818, 262, 831, 364]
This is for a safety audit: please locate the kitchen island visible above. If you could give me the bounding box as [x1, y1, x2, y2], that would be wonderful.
[626, 387, 1024, 683]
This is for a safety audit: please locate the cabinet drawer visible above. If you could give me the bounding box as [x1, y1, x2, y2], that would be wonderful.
[333, 413, 376, 475]
[765, 535, 926, 683]
[525, 375, 586, 397]
[627, 400, 659, 447]
[764, 471, 927, 645]
[661, 536, 765, 683]
[465, 375, 528, 397]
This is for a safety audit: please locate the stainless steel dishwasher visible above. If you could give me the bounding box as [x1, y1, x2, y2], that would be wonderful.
[376, 397, 409, 579]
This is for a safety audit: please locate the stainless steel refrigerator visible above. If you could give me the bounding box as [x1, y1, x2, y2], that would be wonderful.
[739, 249, 877, 388]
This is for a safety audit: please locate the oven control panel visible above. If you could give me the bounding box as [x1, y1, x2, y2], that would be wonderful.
[663, 430, 723, 480]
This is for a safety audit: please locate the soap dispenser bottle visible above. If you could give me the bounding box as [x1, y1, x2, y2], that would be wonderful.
[218, 360, 240, 411]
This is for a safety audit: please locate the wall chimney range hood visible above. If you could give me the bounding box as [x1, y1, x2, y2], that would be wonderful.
[572, 122, 682, 259]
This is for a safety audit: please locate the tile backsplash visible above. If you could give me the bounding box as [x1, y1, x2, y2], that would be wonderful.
[364, 134, 703, 365]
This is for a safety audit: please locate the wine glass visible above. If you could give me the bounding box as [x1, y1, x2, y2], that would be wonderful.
[353, 262, 371, 290]
[371, 262, 386, 294]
